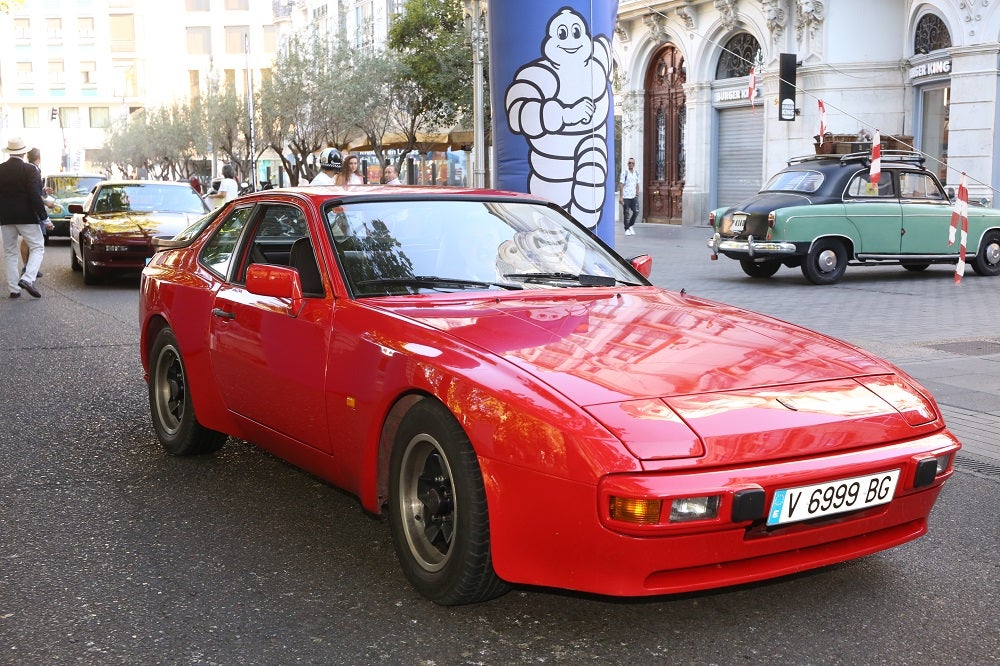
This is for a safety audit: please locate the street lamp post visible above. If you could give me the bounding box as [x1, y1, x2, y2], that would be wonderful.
[464, 0, 487, 188]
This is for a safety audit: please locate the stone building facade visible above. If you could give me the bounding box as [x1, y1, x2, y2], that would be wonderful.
[613, 0, 1000, 225]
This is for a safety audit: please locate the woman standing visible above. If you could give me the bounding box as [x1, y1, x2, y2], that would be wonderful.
[335, 154, 365, 185]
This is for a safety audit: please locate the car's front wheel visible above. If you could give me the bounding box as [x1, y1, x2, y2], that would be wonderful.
[739, 258, 782, 278]
[971, 230, 1000, 276]
[148, 327, 227, 456]
[801, 238, 848, 285]
[388, 400, 508, 605]
[80, 241, 101, 285]
[69, 242, 81, 272]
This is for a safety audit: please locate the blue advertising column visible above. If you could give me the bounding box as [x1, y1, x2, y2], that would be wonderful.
[489, 2, 619, 245]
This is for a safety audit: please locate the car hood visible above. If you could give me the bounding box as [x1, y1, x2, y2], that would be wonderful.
[385, 288, 938, 462]
[726, 192, 813, 214]
[391, 288, 891, 403]
[85, 211, 199, 239]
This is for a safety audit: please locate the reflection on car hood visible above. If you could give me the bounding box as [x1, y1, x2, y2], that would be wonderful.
[726, 192, 813, 214]
[85, 211, 198, 238]
[390, 288, 891, 405]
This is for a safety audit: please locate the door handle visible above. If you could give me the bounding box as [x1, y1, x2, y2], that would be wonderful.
[212, 307, 235, 320]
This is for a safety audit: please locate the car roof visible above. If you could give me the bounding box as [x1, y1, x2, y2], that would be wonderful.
[95, 180, 195, 187]
[239, 185, 548, 204]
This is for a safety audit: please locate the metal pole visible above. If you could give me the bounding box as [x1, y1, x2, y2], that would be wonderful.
[245, 34, 257, 191]
[470, 0, 486, 188]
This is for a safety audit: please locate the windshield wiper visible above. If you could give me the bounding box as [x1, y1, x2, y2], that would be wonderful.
[355, 275, 523, 290]
[502, 272, 626, 287]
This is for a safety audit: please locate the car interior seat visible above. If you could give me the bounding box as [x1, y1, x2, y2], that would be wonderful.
[289, 236, 324, 297]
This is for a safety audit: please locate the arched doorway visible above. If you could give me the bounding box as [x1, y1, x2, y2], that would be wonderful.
[644, 44, 686, 223]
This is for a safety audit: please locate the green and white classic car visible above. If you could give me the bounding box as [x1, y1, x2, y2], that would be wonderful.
[708, 152, 1000, 284]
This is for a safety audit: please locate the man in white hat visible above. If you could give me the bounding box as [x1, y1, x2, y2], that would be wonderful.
[0, 137, 48, 297]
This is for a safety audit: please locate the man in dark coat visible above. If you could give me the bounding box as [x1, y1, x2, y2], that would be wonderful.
[0, 137, 48, 297]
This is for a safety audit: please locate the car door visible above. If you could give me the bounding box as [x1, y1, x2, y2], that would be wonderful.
[898, 171, 958, 255]
[208, 202, 335, 452]
[843, 171, 903, 254]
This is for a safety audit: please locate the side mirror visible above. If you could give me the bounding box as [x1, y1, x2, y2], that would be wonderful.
[68, 203, 85, 214]
[629, 254, 653, 279]
[245, 264, 304, 317]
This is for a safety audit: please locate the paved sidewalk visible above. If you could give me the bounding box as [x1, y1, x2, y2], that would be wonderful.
[612, 220, 1000, 464]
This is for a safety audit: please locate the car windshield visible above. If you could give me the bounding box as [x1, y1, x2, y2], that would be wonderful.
[762, 169, 824, 193]
[325, 198, 644, 296]
[48, 175, 103, 198]
[93, 183, 207, 214]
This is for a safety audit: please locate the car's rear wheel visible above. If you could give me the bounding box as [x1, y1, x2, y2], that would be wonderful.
[971, 230, 1000, 276]
[80, 242, 101, 285]
[902, 262, 931, 272]
[739, 258, 782, 278]
[801, 238, 848, 285]
[388, 400, 508, 605]
[148, 327, 227, 456]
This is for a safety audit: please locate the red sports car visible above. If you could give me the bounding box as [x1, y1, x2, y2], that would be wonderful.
[139, 186, 960, 605]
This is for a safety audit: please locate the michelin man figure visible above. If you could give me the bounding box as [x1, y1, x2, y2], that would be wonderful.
[505, 8, 613, 229]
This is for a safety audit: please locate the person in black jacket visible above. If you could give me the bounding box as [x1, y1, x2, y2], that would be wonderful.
[0, 137, 48, 298]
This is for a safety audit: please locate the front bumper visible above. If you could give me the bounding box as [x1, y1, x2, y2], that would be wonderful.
[484, 430, 959, 597]
[709, 232, 798, 258]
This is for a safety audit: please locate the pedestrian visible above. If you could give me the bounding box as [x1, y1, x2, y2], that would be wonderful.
[310, 148, 342, 185]
[382, 164, 401, 185]
[335, 154, 365, 185]
[188, 175, 202, 195]
[0, 137, 48, 298]
[19, 148, 54, 274]
[205, 164, 239, 209]
[618, 157, 641, 235]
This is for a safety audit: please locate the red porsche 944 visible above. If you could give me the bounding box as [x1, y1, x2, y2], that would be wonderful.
[139, 186, 959, 605]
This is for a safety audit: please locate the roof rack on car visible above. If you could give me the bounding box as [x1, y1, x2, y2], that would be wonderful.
[786, 151, 926, 167]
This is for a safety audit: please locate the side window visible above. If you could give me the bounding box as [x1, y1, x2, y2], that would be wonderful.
[200, 205, 254, 279]
[899, 172, 944, 200]
[243, 204, 309, 269]
[846, 172, 896, 199]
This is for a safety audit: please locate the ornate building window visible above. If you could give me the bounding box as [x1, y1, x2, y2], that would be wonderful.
[715, 33, 761, 79]
[914, 14, 951, 54]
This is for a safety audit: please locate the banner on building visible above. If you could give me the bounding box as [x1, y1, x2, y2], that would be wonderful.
[489, 1, 619, 244]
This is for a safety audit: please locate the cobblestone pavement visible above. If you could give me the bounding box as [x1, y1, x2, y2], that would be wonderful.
[614, 221, 1000, 466]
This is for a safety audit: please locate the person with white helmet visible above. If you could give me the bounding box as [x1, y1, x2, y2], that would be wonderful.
[310, 148, 343, 185]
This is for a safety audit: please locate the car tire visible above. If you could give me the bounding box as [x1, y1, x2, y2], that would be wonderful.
[80, 241, 100, 285]
[902, 263, 930, 272]
[148, 327, 227, 456]
[388, 399, 509, 606]
[70, 242, 81, 272]
[801, 238, 848, 285]
[971, 230, 1000, 277]
[739, 258, 782, 278]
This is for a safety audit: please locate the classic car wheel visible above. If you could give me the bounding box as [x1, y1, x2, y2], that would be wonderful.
[148, 328, 227, 456]
[902, 263, 931, 272]
[389, 400, 508, 605]
[971, 230, 1000, 276]
[69, 243, 81, 272]
[80, 242, 101, 285]
[739, 258, 782, 278]
[801, 239, 848, 285]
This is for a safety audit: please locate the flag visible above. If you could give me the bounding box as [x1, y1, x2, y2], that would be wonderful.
[948, 172, 969, 284]
[748, 67, 756, 112]
[818, 100, 827, 145]
[869, 130, 881, 185]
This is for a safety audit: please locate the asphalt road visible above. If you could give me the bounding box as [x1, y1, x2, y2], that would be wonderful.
[1, 237, 997, 665]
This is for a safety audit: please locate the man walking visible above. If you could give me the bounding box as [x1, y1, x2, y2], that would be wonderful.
[0, 138, 47, 298]
[618, 157, 640, 235]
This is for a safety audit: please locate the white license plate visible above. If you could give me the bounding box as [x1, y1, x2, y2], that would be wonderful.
[767, 469, 900, 526]
[730, 214, 747, 233]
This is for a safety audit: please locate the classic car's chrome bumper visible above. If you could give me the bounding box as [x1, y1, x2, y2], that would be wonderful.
[708, 233, 798, 258]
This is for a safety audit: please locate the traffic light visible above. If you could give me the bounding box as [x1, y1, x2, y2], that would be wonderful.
[50, 108, 59, 122]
